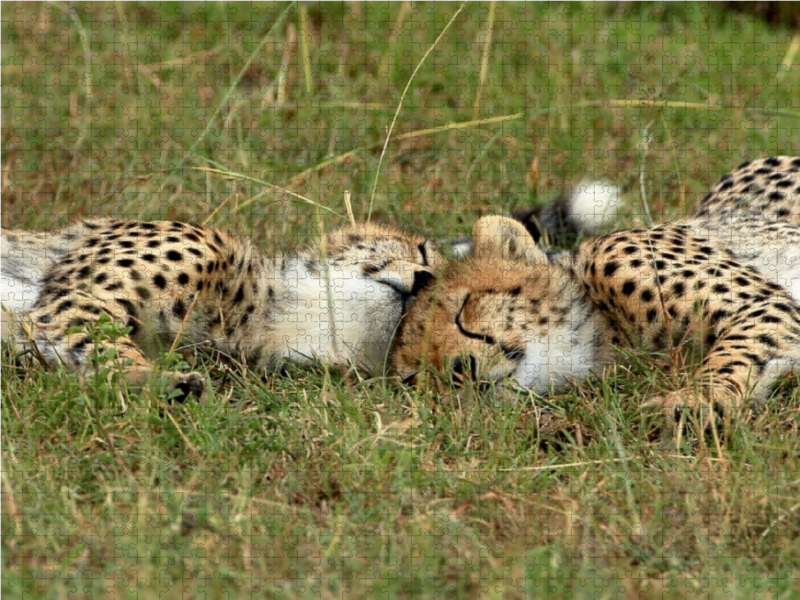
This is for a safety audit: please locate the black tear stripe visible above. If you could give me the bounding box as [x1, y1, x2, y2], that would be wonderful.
[455, 294, 498, 346]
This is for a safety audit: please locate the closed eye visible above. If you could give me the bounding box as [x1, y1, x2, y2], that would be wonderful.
[500, 345, 525, 361]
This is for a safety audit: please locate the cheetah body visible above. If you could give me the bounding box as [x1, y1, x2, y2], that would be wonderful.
[392, 156, 800, 417]
[2, 219, 440, 393]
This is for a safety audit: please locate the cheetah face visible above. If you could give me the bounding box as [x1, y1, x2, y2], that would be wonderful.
[294, 223, 444, 372]
[326, 223, 442, 306]
[391, 216, 600, 394]
[390, 229, 541, 388]
[390, 216, 545, 387]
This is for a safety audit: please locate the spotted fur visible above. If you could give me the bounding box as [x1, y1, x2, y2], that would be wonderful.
[2, 219, 441, 396]
[392, 157, 800, 422]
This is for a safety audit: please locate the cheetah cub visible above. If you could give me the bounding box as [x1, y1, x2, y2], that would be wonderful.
[2, 219, 442, 397]
[392, 157, 800, 424]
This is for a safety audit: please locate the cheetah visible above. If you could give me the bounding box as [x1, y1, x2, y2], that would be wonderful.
[392, 156, 800, 424]
[2, 219, 442, 397]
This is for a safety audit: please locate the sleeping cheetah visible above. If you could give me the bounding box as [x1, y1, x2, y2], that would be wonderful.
[392, 156, 800, 423]
[2, 219, 442, 397]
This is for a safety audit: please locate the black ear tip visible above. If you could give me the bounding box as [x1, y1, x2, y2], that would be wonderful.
[511, 208, 543, 244]
[411, 270, 435, 295]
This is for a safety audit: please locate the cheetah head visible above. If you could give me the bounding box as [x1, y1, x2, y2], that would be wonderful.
[391, 216, 558, 389]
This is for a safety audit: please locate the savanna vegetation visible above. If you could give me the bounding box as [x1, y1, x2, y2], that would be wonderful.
[2, 3, 799, 597]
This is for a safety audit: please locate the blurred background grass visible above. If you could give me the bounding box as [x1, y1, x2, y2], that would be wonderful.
[2, 3, 799, 598]
[3, 2, 797, 243]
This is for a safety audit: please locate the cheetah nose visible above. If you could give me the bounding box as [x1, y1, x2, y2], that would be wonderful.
[411, 270, 435, 295]
[450, 353, 478, 386]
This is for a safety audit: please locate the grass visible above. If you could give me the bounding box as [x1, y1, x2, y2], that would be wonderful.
[2, 2, 800, 597]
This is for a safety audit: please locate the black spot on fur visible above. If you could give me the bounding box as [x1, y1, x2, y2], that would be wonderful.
[116, 298, 137, 316]
[233, 284, 245, 304]
[71, 336, 90, 353]
[178, 273, 190, 285]
[153, 274, 167, 289]
[117, 259, 134, 268]
[709, 309, 730, 324]
[603, 262, 620, 277]
[621, 281, 636, 296]
[173, 299, 187, 319]
[55, 300, 73, 315]
[166, 250, 183, 262]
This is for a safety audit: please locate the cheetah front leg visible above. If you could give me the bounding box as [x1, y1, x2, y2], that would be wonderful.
[21, 322, 205, 401]
[651, 325, 800, 433]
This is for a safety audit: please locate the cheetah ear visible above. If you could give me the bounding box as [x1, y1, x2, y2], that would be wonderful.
[472, 216, 547, 264]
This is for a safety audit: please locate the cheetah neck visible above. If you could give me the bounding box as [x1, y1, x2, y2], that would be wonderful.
[513, 263, 612, 394]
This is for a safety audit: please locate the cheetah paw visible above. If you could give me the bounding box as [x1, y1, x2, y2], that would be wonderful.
[644, 389, 733, 438]
[168, 372, 206, 403]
